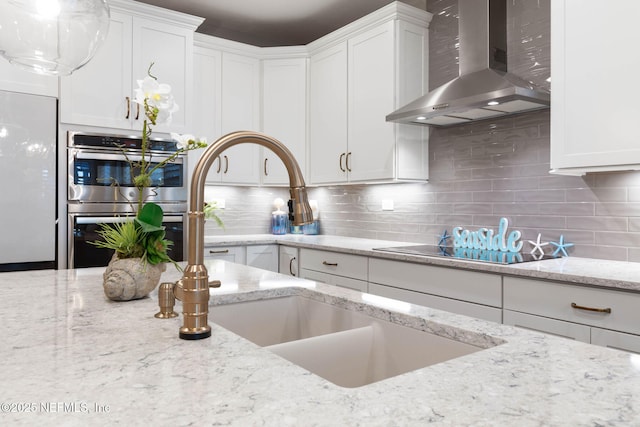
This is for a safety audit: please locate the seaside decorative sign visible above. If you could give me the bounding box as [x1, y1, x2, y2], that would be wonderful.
[451, 217, 523, 253]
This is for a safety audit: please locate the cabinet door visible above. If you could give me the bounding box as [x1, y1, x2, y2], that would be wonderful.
[220, 52, 261, 184]
[262, 58, 307, 185]
[550, 0, 640, 173]
[308, 43, 348, 184]
[278, 246, 299, 277]
[503, 310, 590, 343]
[192, 46, 223, 184]
[60, 10, 133, 129]
[347, 21, 396, 182]
[591, 328, 640, 354]
[246, 245, 278, 272]
[0, 59, 57, 97]
[134, 16, 193, 134]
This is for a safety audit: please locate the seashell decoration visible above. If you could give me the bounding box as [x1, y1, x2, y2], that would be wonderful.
[103, 256, 166, 301]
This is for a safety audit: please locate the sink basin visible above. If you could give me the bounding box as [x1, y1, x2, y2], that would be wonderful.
[210, 294, 492, 388]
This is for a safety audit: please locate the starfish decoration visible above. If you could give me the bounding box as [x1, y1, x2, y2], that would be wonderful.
[527, 233, 549, 256]
[438, 230, 452, 246]
[550, 235, 574, 257]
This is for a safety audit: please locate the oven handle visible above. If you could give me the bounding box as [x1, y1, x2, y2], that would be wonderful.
[74, 151, 184, 164]
[75, 216, 184, 224]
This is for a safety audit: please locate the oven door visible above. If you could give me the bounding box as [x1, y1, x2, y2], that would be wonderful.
[68, 148, 187, 203]
[69, 213, 185, 269]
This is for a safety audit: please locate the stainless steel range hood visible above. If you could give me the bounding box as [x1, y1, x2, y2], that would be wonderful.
[386, 0, 550, 127]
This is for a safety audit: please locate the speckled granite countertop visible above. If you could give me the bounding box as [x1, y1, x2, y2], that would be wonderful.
[205, 234, 640, 292]
[2, 261, 640, 425]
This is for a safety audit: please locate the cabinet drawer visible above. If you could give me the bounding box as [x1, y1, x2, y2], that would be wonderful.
[299, 248, 367, 281]
[504, 277, 640, 336]
[368, 258, 501, 307]
[300, 268, 368, 292]
[369, 283, 502, 324]
[503, 310, 590, 343]
[204, 246, 246, 264]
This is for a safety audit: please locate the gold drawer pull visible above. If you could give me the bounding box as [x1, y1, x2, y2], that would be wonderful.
[571, 302, 612, 314]
[209, 249, 230, 254]
[322, 261, 338, 266]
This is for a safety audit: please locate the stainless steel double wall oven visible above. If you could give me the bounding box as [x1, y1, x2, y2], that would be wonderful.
[67, 132, 187, 268]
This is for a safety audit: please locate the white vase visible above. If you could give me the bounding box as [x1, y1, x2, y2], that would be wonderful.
[103, 256, 166, 301]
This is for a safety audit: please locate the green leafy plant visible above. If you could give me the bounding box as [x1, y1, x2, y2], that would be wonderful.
[91, 202, 176, 266]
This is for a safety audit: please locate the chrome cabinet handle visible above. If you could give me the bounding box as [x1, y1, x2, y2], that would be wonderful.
[223, 155, 229, 174]
[339, 153, 346, 172]
[209, 249, 229, 254]
[264, 158, 268, 176]
[571, 302, 612, 314]
[346, 152, 352, 172]
[322, 261, 338, 266]
[125, 96, 130, 119]
[289, 256, 296, 276]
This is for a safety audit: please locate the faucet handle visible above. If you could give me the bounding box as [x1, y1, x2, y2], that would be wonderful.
[155, 282, 179, 319]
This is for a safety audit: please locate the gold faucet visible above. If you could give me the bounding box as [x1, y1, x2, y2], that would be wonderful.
[156, 131, 313, 340]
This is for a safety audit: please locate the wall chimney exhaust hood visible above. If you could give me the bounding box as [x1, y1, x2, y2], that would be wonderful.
[386, 0, 550, 127]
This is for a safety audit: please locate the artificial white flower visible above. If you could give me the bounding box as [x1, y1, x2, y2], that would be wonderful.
[171, 133, 194, 150]
[170, 133, 208, 150]
[134, 76, 179, 125]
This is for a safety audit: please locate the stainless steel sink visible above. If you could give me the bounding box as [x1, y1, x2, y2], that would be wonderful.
[210, 295, 492, 388]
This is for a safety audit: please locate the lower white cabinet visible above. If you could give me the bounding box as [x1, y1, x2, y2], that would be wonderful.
[504, 276, 640, 353]
[299, 248, 368, 292]
[278, 246, 299, 277]
[204, 246, 246, 264]
[300, 268, 368, 292]
[204, 244, 278, 272]
[370, 283, 502, 324]
[367, 258, 502, 323]
[246, 245, 278, 272]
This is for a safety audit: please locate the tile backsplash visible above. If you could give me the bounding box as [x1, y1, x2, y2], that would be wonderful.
[206, 0, 640, 262]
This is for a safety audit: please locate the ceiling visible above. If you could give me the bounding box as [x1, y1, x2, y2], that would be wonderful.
[134, 0, 426, 47]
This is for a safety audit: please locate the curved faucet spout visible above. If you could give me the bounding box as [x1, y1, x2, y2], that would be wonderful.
[178, 131, 313, 340]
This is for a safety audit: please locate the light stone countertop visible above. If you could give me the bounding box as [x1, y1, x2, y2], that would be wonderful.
[2, 260, 640, 426]
[205, 234, 640, 292]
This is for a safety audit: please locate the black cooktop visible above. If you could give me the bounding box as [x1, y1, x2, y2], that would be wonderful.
[372, 245, 559, 265]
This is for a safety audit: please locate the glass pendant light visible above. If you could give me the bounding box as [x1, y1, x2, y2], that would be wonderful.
[0, 0, 110, 76]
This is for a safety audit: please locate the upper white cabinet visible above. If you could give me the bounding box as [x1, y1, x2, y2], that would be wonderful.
[60, 0, 202, 133]
[308, 4, 431, 185]
[191, 36, 262, 185]
[550, 0, 640, 175]
[0, 60, 58, 97]
[261, 57, 308, 186]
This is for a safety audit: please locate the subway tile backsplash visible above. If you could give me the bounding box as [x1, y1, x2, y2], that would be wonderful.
[205, 0, 640, 262]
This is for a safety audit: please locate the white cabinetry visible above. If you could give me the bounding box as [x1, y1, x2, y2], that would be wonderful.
[204, 246, 246, 264]
[204, 244, 278, 272]
[0, 60, 57, 97]
[368, 258, 502, 323]
[261, 57, 307, 185]
[308, 43, 348, 184]
[550, 0, 640, 175]
[246, 245, 278, 272]
[279, 246, 299, 277]
[308, 5, 431, 185]
[299, 248, 368, 292]
[504, 276, 640, 353]
[191, 35, 262, 185]
[60, 2, 201, 133]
